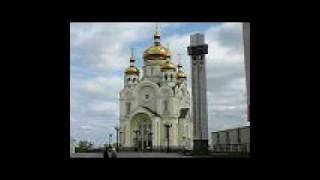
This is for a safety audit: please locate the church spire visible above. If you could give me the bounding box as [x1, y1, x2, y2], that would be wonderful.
[167, 42, 171, 59]
[177, 53, 182, 69]
[154, 23, 161, 45]
[130, 48, 135, 67]
[176, 53, 186, 79]
[125, 48, 139, 75]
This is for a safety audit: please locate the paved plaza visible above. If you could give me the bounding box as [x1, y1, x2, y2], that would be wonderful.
[70, 152, 249, 158]
[71, 152, 192, 158]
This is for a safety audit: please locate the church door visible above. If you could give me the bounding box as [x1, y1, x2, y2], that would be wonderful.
[131, 113, 153, 152]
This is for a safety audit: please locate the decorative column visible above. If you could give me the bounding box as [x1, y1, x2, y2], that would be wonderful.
[152, 118, 157, 148]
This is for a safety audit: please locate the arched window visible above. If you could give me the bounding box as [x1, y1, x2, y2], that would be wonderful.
[127, 77, 130, 82]
[164, 74, 168, 81]
[170, 74, 173, 81]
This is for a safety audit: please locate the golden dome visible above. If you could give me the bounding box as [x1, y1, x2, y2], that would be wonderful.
[161, 60, 176, 71]
[176, 70, 187, 79]
[143, 44, 170, 60]
[125, 66, 139, 75]
[143, 23, 171, 61]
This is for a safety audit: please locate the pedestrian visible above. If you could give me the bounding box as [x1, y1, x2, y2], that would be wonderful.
[111, 147, 117, 158]
[103, 147, 109, 158]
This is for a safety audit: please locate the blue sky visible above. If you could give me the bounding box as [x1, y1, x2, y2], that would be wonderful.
[70, 22, 249, 147]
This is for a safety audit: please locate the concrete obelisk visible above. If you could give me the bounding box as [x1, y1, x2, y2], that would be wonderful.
[243, 22, 250, 122]
[187, 33, 209, 154]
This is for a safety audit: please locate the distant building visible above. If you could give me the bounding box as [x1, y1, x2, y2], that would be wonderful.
[70, 138, 76, 154]
[211, 126, 250, 153]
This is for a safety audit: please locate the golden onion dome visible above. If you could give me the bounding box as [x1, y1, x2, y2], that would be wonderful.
[143, 44, 170, 60]
[161, 60, 176, 71]
[125, 66, 139, 75]
[143, 23, 171, 61]
[176, 70, 187, 79]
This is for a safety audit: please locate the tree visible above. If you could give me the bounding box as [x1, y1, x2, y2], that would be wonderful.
[77, 140, 94, 152]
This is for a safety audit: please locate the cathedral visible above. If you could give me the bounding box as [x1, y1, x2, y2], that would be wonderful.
[119, 25, 193, 151]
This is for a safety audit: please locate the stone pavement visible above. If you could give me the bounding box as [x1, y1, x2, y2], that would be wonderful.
[117, 152, 193, 158]
[70, 152, 249, 158]
[70, 153, 103, 158]
[70, 152, 192, 158]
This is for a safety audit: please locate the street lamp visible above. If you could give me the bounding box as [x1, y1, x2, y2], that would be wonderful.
[146, 129, 153, 151]
[109, 133, 113, 148]
[146, 128, 150, 150]
[149, 132, 153, 151]
[115, 126, 120, 152]
[133, 130, 140, 151]
[182, 136, 186, 154]
[164, 123, 172, 153]
[119, 131, 123, 148]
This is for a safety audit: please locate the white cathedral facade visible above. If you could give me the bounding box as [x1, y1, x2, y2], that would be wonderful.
[119, 27, 193, 151]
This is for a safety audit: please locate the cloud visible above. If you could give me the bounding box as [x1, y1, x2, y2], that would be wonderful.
[70, 71, 124, 145]
[204, 23, 248, 133]
[80, 125, 93, 130]
[70, 23, 156, 73]
[215, 23, 244, 52]
[161, 23, 248, 135]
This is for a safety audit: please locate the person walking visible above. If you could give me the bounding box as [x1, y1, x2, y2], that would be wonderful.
[111, 147, 117, 158]
[103, 147, 109, 158]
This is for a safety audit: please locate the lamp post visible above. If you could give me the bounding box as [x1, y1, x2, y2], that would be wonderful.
[109, 133, 112, 148]
[146, 128, 150, 150]
[149, 132, 153, 151]
[115, 126, 120, 152]
[119, 131, 123, 148]
[133, 130, 140, 151]
[164, 123, 172, 153]
[147, 130, 153, 151]
[141, 125, 144, 152]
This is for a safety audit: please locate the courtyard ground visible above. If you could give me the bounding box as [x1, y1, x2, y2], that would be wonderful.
[70, 152, 250, 158]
